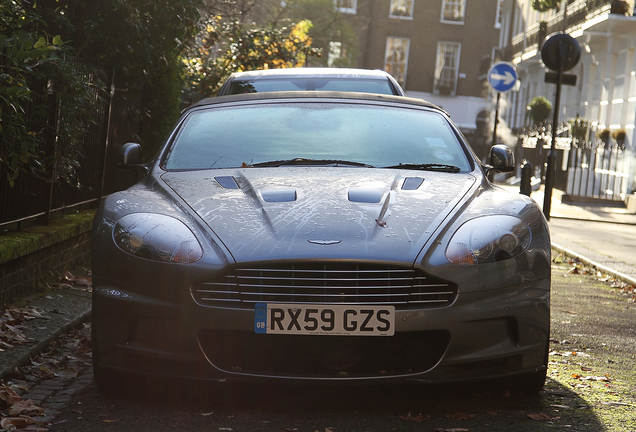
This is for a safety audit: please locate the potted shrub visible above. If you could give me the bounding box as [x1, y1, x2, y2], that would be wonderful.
[569, 118, 588, 141]
[612, 128, 627, 149]
[611, 0, 632, 15]
[528, 96, 552, 126]
[532, 0, 561, 12]
[598, 128, 611, 147]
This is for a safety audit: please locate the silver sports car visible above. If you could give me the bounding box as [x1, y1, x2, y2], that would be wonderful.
[92, 92, 551, 393]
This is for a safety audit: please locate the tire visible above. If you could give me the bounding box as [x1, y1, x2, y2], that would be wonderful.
[508, 337, 550, 394]
[510, 367, 547, 394]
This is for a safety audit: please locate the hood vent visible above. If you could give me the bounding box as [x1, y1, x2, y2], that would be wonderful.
[215, 176, 239, 189]
[260, 188, 297, 202]
[402, 177, 424, 190]
[348, 188, 384, 203]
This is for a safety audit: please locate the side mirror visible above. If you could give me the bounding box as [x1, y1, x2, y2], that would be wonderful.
[118, 142, 142, 166]
[488, 144, 514, 173]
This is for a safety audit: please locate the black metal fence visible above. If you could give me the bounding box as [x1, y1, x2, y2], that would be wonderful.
[517, 122, 628, 202]
[565, 141, 628, 201]
[0, 62, 141, 228]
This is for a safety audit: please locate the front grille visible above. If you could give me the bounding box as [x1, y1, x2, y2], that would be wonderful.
[193, 263, 456, 309]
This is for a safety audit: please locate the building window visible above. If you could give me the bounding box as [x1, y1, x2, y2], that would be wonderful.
[384, 37, 410, 88]
[389, 0, 414, 19]
[335, 0, 357, 14]
[495, 0, 503, 28]
[441, 0, 465, 23]
[434, 42, 461, 95]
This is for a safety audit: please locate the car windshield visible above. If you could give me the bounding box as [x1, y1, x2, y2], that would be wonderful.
[162, 102, 471, 171]
[228, 78, 397, 95]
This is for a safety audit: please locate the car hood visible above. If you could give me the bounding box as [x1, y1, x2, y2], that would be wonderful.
[161, 168, 476, 263]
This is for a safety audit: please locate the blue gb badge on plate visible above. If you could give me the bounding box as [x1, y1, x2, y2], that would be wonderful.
[254, 303, 267, 333]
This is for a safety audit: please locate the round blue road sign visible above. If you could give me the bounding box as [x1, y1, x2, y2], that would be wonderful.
[488, 62, 518, 93]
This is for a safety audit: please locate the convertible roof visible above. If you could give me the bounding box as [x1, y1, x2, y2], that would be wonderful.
[189, 91, 444, 113]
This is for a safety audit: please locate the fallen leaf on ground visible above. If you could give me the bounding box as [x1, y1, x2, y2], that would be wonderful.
[8, 399, 45, 416]
[400, 412, 428, 422]
[0, 416, 37, 428]
[444, 412, 474, 420]
[528, 412, 560, 421]
[432, 428, 469, 432]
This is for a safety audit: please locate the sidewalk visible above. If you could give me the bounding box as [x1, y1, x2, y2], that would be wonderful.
[498, 183, 636, 225]
[499, 183, 636, 285]
[0, 288, 92, 382]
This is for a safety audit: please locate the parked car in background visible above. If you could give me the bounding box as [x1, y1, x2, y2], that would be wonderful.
[92, 91, 551, 394]
[217, 67, 406, 96]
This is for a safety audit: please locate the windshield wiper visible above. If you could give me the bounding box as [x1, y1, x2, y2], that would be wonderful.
[250, 158, 374, 168]
[383, 163, 461, 173]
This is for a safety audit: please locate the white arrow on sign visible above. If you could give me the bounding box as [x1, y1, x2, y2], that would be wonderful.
[490, 71, 515, 85]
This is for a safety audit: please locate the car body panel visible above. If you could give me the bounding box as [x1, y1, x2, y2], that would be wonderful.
[92, 91, 551, 388]
[160, 168, 476, 263]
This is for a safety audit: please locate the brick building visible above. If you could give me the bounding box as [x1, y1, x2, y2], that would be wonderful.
[331, 0, 504, 157]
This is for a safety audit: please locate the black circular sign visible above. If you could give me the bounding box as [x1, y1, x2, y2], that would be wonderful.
[541, 33, 581, 72]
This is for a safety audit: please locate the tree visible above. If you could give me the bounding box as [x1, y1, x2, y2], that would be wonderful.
[181, 17, 321, 94]
[180, 0, 360, 95]
[5, 0, 204, 162]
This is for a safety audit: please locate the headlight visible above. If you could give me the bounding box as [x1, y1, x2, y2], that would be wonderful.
[113, 213, 203, 263]
[445, 215, 531, 265]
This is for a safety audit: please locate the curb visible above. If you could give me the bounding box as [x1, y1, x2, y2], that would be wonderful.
[552, 243, 636, 287]
[550, 214, 636, 226]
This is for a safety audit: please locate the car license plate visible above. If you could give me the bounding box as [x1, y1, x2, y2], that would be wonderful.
[254, 303, 394, 336]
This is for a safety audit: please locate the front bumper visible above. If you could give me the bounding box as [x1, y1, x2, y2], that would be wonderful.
[92, 278, 550, 384]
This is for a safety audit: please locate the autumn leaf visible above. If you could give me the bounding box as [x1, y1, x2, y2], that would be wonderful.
[0, 384, 23, 406]
[444, 412, 474, 420]
[528, 412, 560, 421]
[432, 428, 469, 432]
[400, 412, 428, 422]
[8, 399, 45, 416]
[0, 416, 37, 428]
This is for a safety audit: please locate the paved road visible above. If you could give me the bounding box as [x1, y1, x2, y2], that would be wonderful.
[500, 184, 636, 283]
[549, 218, 636, 280]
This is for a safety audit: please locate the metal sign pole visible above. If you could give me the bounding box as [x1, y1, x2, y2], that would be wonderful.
[492, 92, 501, 147]
[542, 62, 563, 220]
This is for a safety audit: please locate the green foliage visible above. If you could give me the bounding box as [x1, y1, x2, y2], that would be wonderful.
[139, 55, 183, 160]
[597, 128, 610, 143]
[282, 0, 357, 67]
[569, 117, 588, 140]
[528, 96, 552, 126]
[181, 0, 361, 95]
[532, 0, 561, 12]
[0, 0, 91, 187]
[612, 128, 626, 143]
[75, 0, 204, 156]
[182, 17, 321, 95]
[2, 0, 204, 182]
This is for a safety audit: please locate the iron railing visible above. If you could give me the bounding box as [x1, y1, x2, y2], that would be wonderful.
[0, 61, 141, 228]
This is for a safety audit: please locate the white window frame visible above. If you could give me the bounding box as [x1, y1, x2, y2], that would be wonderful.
[384, 37, 410, 88]
[441, 0, 465, 24]
[434, 42, 461, 95]
[495, 0, 504, 29]
[335, 0, 357, 14]
[389, 0, 414, 19]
